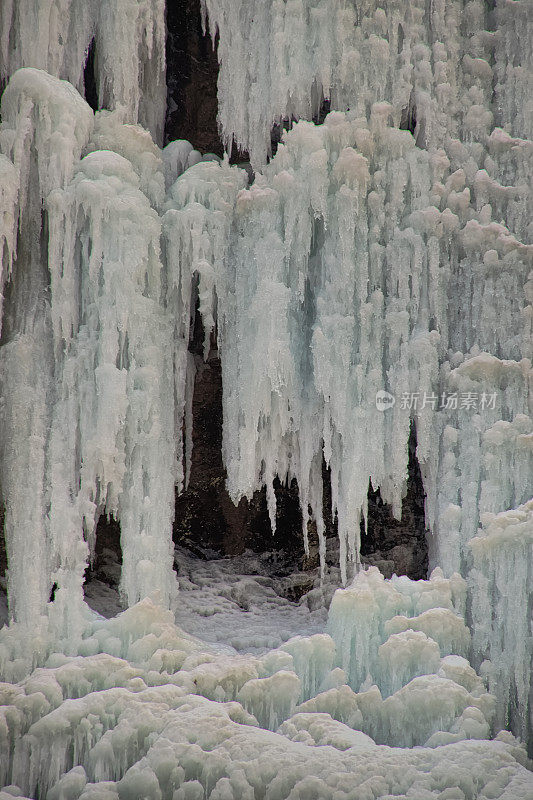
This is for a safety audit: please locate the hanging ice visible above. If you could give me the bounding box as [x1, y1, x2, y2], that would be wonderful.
[202, 0, 533, 167]
[0, 0, 166, 141]
[0, 0, 532, 793]
[188, 109, 530, 585]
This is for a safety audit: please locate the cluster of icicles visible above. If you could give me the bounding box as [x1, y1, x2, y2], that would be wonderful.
[0, 0, 532, 763]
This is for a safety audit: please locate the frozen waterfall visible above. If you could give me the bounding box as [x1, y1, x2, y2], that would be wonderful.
[0, 0, 532, 797]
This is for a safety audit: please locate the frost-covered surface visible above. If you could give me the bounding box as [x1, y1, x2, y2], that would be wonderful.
[0, 578, 532, 798]
[0, 0, 165, 141]
[0, 0, 532, 793]
[79, 545, 331, 652]
[172, 548, 329, 653]
[202, 0, 533, 167]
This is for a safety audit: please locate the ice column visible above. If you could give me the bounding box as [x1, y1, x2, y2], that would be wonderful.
[47, 146, 177, 611]
[469, 499, 533, 745]
[0, 69, 93, 624]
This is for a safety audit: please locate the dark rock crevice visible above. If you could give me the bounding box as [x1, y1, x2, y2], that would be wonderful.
[172, 301, 428, 580]
[360, 423, 429, 580]
[165, 0, 222, 154]
[83, 38, 99, 112]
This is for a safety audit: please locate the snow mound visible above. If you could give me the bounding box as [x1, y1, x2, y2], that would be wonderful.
[0, 593, 531, 798]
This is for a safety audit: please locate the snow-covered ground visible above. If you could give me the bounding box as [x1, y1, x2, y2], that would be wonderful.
[81, 545, 332, 653]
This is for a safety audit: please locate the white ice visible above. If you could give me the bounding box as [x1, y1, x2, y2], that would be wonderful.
[0, 0, 532, 794]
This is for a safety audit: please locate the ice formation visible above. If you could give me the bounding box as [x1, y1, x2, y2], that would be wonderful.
[0, 0, 532, 796]
[202, 0, 533, 167]
[0, 591, 532, 799]
[0, 0, 166, 142]
[470, 498, 533, 744]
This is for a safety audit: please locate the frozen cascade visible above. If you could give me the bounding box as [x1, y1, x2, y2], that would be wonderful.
[0, 0, 166, 142]
[0, 5, 530, 630]
[326, 566, 468, 693]
[0, 70, 179, 633]
[469, 498, 533, 745]
[0, 0, 532, 795]
[202, 0, 533, 169]
[202, 111, 532, 585]
[46, 147, 177, 614]
[0, 69, 93, 626]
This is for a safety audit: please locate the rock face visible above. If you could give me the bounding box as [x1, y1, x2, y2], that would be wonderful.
[165, 0, 222, 154]
[171, 316, 428, 580]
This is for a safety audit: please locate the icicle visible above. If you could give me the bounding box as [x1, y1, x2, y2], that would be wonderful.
[470, 498, 533, 744]
[0, 155, 18, 332]
[0, 0, 165, 142]
[162, 158, 248, 505]
[47, 149, 178, 610]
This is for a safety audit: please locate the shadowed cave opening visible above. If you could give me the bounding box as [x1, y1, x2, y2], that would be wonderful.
[83, 38, 99, 113]
[173, 302, 429, 584]
[84, 514, 123, 586]
[399, 94, 417, 137]
[82, 514, 123, 615]
[360, 423, 428, 580]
